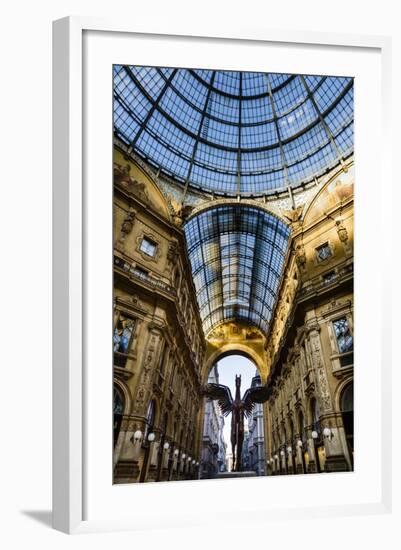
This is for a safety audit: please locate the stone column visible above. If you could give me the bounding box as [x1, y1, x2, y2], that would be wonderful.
[321, 415, 350, 472]
[280, 448, 287, 474]
[305, 426, 318, 473]
[146, 440, 160, 482]
[306, 324, 348, 472]
[295, 436, 304, 474]
[114, 418, 145, 483]
[307, 324, 333, 413]
[172, 449, 179, 476]
[132, 327, 163, 416]
[286, 446, 294, 474]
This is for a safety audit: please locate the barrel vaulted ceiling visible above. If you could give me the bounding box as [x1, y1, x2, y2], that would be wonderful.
[183, 205, 291, 335]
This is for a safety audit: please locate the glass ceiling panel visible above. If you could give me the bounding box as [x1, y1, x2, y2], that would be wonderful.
[184, 205, 291, 335]
[114, 66, 353, 196]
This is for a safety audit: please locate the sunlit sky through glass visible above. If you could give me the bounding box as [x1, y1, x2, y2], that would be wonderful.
[114, 66, 354, 196]
[184, 204, 291, 335]
[215, 355, 258, 456]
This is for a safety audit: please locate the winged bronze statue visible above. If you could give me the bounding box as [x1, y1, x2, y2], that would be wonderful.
[202, 374, 269, 472]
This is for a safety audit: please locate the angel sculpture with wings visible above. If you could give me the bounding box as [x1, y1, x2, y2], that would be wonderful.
[203, 374, 269, 472]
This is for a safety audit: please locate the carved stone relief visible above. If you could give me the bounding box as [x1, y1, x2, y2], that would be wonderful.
[307, 327, 333, 412]
[115, 207, 136, 252]
[133, 329, 162, 414]
[114, 162, 154, 206]
[294, 243, 307, 274]
[335, 218, 352, 256]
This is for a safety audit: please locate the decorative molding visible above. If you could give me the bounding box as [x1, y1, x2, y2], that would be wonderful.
[135, 231, 162, 263]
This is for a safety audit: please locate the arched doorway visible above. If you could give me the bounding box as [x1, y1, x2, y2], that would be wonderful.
[340, 382, 354, 468]
[200, 353, 266, 477]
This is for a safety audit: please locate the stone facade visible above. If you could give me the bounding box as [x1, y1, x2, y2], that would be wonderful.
[113, 148, 205, 483]
[265, 177, 354, 475]
[112, 144, 354, 482]
[246, 372, 266, 476]
[200, 365, 226, 478]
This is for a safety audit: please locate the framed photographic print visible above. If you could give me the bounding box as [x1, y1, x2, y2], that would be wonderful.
[53, 17, 392, 534]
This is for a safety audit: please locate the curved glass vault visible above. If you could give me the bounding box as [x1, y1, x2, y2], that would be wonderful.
[184, 205, 291, 335]
[114, 66, 353, 196]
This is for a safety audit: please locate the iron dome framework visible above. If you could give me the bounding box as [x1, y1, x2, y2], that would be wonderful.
[184, 205, 291, 335]
[114, 66, 353, 197]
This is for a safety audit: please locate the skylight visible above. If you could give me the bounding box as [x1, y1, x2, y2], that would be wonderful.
[184, 205, 291, 335]
[114, 67, 353, 197]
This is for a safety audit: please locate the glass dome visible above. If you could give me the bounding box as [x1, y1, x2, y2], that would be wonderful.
[114, 66, 353, 197]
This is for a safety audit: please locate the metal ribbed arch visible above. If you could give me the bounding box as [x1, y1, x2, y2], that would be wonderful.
[114, 66, 353, 196]
[183, 205, 291, 335]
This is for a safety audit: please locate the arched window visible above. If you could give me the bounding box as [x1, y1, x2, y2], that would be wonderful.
[113, 385, 124, 448]
[341, 382, 354, 466]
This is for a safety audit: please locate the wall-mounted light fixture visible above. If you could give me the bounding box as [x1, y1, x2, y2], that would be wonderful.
[323, 427, 333, 440]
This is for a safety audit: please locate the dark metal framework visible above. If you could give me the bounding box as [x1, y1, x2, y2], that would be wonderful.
[184, 205, 291, 335]
[114, 66, 353, 196]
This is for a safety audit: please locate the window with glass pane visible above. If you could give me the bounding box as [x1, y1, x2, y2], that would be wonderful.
[140, 237, 157, 257]
[114, 316, 135, 367]
[333, 317, 353, 353]
[316, 242, 332, 261]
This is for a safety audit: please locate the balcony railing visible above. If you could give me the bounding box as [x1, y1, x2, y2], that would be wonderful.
[299, 263, 353, 299]
[339, 351, 354, 367]
[114, 255, 176, 296]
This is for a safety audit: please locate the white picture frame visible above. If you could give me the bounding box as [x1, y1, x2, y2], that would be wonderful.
[52, 16, 392, 534]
